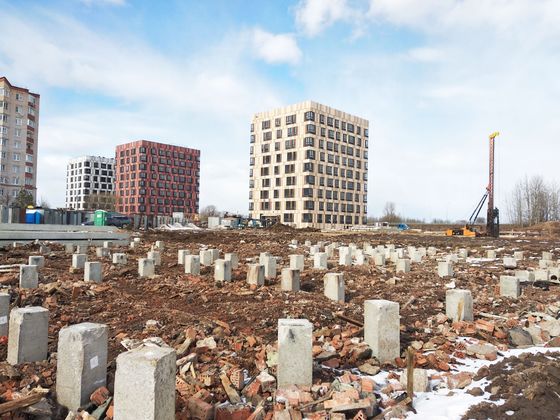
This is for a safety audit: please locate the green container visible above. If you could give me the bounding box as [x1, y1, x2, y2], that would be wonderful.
[94, 210, 108, 226]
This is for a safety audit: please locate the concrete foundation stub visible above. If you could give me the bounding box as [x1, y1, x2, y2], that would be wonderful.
[289, 254, 305, 271]
[113, 253, 128, 265]
[19, 265, 38, 289]
[262, 256, 277, 279]
[314, 252, 328, 270]
[224, 253, 239, 269]
[65, 244, 76, 254]
[500, 276, 521, 298]
[72, 254, 88, 270]
[445, 289, 473, 322]
[7, 306, 49, 365]
[84, 262, 103, 283]
[323, 273, 345, 302]
[184, 255, 200, 275]
[0, 293, 9, 337]
[543, 251, 553, 261]
[247, 264, 265, 287]
[374, 254, 386, 267]
[281, 268, 300, 292]
[154, 240, 165, 251]
[114, 345, 176, 420]
[28, 255, 45, 269]
[56, 322, 108, 411]
[147, 251, 161, 266]
[76, 245, 89, 255]
[103, 241, 112, 249]
[214, 259, 232, 282]
[486, 250, 497, 259]
[396, 259, 411, 273]
[277, 319, 312, 388]
[503, 257, 517, 269]
[364, 300, 400, 364]
[513, 251, 524, 261]
[138, 258, 155, 278]
[438, 262, 454, 278]
[177, 250, 190, 265]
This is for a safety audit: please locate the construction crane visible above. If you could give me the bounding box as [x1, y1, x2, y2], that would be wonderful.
[446, 132, 500, 238]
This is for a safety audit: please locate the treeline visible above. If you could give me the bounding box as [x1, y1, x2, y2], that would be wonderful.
[507, 176, 560, 226]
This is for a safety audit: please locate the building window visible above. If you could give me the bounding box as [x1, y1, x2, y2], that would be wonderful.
[286, 114, 296, 125]
[304, 111, 315, 121]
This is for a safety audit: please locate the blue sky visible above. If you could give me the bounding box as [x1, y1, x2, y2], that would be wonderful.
[1, 0, 558, 221]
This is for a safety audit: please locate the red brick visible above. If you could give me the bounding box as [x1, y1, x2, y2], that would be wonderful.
[187, 397, 214, 420]
[90, 386, 110, 406]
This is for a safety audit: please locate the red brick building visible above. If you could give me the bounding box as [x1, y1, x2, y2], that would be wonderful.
[114, 140, 200, 217]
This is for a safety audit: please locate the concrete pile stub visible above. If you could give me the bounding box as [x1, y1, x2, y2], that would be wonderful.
[309, 245, 321, 256]
[133, 237, 142, 244]
[39, 245, 51, 254]
[56, 323, 108, 411]
[410, 251, 423, 263]
[539, 259, 554, 269]
[446, 289, 473, 322]
[77, 245, 89, 255]
[261, 255, 277, 279]
[486, 250, 497, 259]
[427, 247, 437, 257]
[65, 244, 76, 254]
[177, 250, 190, 265]
[355, 251, 366, 266]
[247, 264, 265, 287]
[503, 257, 517, 269]
[277, 319, 312, 387]
[515, 270, 535, 282]
[458, 249, 469, 259]
[7, 306, 49, 365]
[281, 268, 300, 292]
[535, 269, 550, 281]
[325, 244, 336, 258]
[200, 249, 219, 266]
[374, 254, 386, 267]
[259, 252, 271, 264]
[103, 241, 112, 249]
[323, 273, 345, 302]
[147, 251, 161, 266]
[72, 254, 88, 270]
[84, 262, 103, 283]
[543, 251, 553, 261]
[19, 265, 38, 289]
[138, 258, 155, 278]
[96, 247, 110, 258]
[338, 247, 352, 266]
[304, 240, 312, 247]
[129, 241, 138, 250]
[114, 345, 176, 420]
[0, 293, 9, 337]
[184, 255, 200, 275]
[314, 252, 328, 270]
[154, 240, 165, 251]
[113, 253, 128, 265]
[224, 253, 239, 269]
[28, 255, 45, 269]
[446, 254, 459, 263]
[438, 261, 454, 278]
[289, 254, 305, 270]
[364, 300, 400, 363]
[513, 251, 524, 261]
[214, 259, 232, 282]
[500, 276, 521, 298]
[396, 259, 411, 273]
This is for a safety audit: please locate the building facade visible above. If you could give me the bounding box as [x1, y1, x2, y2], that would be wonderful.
[249, 101, 369, 229]
[114, 140, 200, 217]
[0, 77, 40, 203]
[65, 156, 115, 210]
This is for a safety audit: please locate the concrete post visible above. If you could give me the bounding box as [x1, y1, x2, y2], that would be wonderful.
[438, 261, 454, 278]
[76, 245, 89, 254]
[500, 276, 521, 298]
[396, 259, 411, 273]
[515, 270, 535, 282]
[364, 300, 400, 363]
[113, 253, 128, 265]
[7, 307, 49, 365]
[281, 268, 300, 292]
[503, 257, 517, 269]
[147, 251, 161, 266]
[427, 247, 437, 257]
[184, 255, 200, 275]
[246, 264, 265, 286]
[96, 247, 110, 258]
[154, 241, 165, 250]
[200, 250, 214, 266]
[446, 289, 473, 321]
[0, 292, 9, 337]
[338, 247, 352, 266]
[309, 245, 320, 256]
[543, 251, 553, 261]
[323, 273, 344, 302]
[214, 259, 232, 281]
[84, 262, 103, 283]
[28, 255, 45, 269]
[19, 265, 38, 289]
[374, 254, 385, 267]
[261, 255, 277, 279]
[314, 252, 328, 269]
[103, 241, 112, 249]
[289, 255, 305, 270]
[277, 319, 312, 388]
[486, 250, 497, 259]
[56, 323, 108, 411]
[72, 254, 88, 270]
[458, 249, 469, 259]
[65, 244, 76, 254]
[513, 251, 524, 261]
[224, 253, 239, 269]
[114, 345, 176, 420]
[177, 250, 190, 265]
[138, 258, 155, 278]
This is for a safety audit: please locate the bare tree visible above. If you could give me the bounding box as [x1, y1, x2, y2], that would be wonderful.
[507, 175, 560, 226]
[381, 201, 400, 223]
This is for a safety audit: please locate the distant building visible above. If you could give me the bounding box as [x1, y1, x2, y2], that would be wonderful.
[65, 156, 116, 210]
[0, 77, 40, 203]
[114, 140, 200, 217]
[249, 100, 369, 229]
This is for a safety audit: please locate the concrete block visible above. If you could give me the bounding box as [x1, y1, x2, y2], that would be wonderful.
[56, 323, 108, 411]
[503, 257, 517, 269]
[290, 239, 298, 246]
[28, 255, 45, 269]
[458, 248, 469, 259]
[113, 253, 128, 265]
[103, 241, 112, 249]
[84, 262, 103, 283]
[395, 248, 405, 259]
[364, 300, 400, 363]
[184, 255, 200, 275]
[399, 368, 430, 392]
[200, 249, 218, 266]
[114, 345, 176, 420]
[325, 244, 336, 258]
[247, 264, 265, 287]
[177, 250, 190, 265]
[261, 255, 277, 279]
[7, 306, 49, 365]
[514, 251, 524, 261]
[355, 251, 366, 265]
[65, 244, 76, 254]
[427, 247, 437, 257]
[486, 250, 497, 259]
[438, 261, 454, 278]
[290, 254, 305, 270]
[224, 253, 239, 269]
[19, 265, 38, 289]
[214, 259, 232, 282]
[304, 240, 312, 247]
[259, 252, 271, 264]
[389, 251, 399, 263]
[277, 319, 312, 387]
[417, 247, 427, 258]
[535, 269, 550, 281]
[72, 254, 87, 270]
[0, 292, 9, 337]
[446, 254, 459, 263]
[446, 289, 473, 322]
[374, 254, 385, 267]
[154, 240, 165, 250]
[338, 247, 352, 266]
[515, 270, 535, 282]
[309, 245, 321, 255]
[500, 276, 521, 298]
[376, 245, 386, 253]
[539, 259, 554, 269]
[314, 252, 328, 269]
[129, 241, 137, 250]
[133, 237, 142, 243]
[76, 245, 89, 254]
[410, 251, 422, 263]
[543, 251, 553, 261]
[323, 273, 344, 302]
[281, 268, 300, 292]
[396, 259, 410, 273]
[138, 258, 155, 278]
[147, 251, 161, 266]
[96, 247, 110, 258]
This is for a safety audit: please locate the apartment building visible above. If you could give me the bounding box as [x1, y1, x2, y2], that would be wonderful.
[65, 156, 115, 210]
[114, 140, 200, 217]
[249, 101, 369, 229]
[0, 77, 40, 203]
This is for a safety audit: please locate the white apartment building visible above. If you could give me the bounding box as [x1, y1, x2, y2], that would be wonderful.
[249, 101, 369, 229]
[65, 156, 116, 210]
[0, 77, 40, 203]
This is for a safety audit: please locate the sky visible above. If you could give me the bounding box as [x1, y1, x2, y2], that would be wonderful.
[0, 0, 558, 222]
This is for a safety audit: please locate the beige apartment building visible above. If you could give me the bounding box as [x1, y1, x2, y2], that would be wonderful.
[0, 77, 40, 203]
[249, 101, 369, 229]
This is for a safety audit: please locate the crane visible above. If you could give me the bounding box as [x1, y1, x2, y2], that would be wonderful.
[446, 132, 500, 238]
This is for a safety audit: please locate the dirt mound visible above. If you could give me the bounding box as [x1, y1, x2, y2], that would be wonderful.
[267, 223, 296, 232]
[524, 221, 560, 235]
[463, 352, 560, 420]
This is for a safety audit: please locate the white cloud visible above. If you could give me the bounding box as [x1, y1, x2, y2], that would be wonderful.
[251, 29, 302, 65]
[295, 0, 352, 37]
[405, 47, 443, 62]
